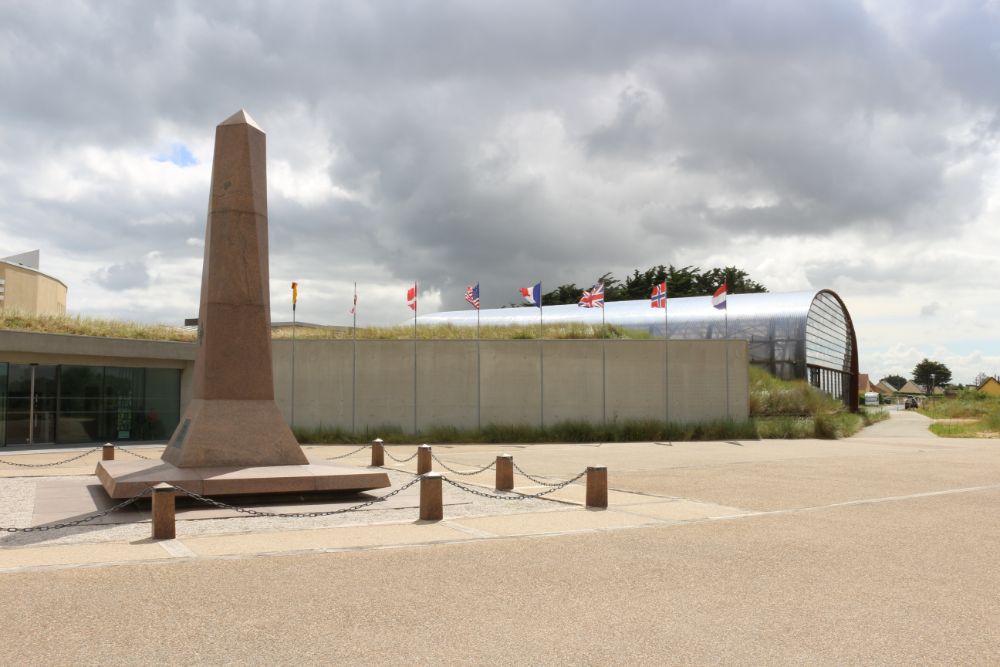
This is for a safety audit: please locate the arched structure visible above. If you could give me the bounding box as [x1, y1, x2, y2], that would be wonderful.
[419, 289, 859, 409]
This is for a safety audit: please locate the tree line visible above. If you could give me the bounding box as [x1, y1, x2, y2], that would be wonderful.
[537, 265, 768, 306]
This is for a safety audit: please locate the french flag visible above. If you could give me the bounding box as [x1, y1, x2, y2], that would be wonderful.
[712, 284, 727, 310]
[520, 282, 541, 307]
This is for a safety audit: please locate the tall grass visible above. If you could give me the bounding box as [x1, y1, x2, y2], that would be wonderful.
[0, 309, 196, 342]
[1, 309, 648, 341]
[273, 322, 652, 340]
[295, 418, 758, 445]
[924, 389, 1000, 438]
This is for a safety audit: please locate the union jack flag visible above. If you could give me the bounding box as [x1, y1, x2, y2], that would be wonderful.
[650, 281, 667, 308]
[465, 283, 480, 309]
[578, 283, 605, 308]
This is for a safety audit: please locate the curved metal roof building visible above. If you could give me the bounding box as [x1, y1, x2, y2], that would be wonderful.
[420, 289, 859, 408]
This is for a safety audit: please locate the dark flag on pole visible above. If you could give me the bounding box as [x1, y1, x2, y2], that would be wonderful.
[465, 283, 480, 309]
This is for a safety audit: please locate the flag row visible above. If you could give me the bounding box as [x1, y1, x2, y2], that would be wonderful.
[288, 281, 729, 313]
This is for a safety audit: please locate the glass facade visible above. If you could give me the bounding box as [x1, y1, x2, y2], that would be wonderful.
[0, 364, 181, 447]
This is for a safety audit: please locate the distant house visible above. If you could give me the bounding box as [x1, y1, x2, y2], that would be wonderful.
[858, 373, 877, 393]
[873, 381, 897, 396]
[978, 377, 1000, 397]
[896, 380, 926, 395]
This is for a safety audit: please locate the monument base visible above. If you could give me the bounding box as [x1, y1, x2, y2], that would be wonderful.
[96, 457, 391, 499]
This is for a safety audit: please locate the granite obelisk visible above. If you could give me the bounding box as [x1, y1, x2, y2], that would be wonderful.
[96, 110, 389, 498]
[162, 110, 307, 468]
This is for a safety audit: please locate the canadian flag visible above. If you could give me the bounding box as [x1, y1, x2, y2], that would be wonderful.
[407, 283, 417, 311]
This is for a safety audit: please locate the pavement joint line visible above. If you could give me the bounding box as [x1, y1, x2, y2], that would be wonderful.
[440, 520, 497, 538]
[156, 539, 197, 558]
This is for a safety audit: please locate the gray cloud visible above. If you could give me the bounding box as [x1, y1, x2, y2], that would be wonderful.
[0, 0, 997, 328]
[92, 261, 151, 291]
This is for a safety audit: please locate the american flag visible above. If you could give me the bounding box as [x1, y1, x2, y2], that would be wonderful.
[650, 281, 667, 308]
[578, 283, 605, 308]
[465, 283, 480, 309]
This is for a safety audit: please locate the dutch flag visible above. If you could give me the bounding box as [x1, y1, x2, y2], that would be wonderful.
[520, 282, 541, 307]
[712, 284, 727, 310]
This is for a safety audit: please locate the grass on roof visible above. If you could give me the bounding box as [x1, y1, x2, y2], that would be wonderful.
[0, 310, 650, 341]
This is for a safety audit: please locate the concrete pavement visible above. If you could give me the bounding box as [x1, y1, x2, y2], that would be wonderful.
[1, 411, 999, 665]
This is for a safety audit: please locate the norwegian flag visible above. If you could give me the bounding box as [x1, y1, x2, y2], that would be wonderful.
[650, 282, 667, 308]
[407, 283, 417, 311]
[465, 283, 480, 309]
[578, 283, 605, 308]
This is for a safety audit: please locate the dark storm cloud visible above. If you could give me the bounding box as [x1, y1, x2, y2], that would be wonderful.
[0, 0, 997, 320]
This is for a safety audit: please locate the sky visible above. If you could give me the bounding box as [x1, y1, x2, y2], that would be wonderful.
[1, 1, 998, 385]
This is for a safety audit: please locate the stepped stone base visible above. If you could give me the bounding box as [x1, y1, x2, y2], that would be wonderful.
[96, 458, 390, 499]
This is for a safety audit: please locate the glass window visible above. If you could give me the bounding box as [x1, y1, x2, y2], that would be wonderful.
[103, 367, 145, 442]
[5, 364, 57, 445]
[57, 366, 105, 444]
[0, 362, 6, 446]
[143, 368, 181, 441]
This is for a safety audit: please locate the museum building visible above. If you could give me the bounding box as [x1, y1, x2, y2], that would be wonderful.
[420, 289, 859, 409]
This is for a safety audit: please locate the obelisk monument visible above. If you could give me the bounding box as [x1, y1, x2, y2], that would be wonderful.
[96, 110, 388, 497]
[162, 109, 307, 468]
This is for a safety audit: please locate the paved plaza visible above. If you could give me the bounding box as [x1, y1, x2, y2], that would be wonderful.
[1, 410, 998, 664]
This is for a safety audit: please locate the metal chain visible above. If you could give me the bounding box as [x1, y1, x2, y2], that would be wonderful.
[430, 454, 495, 476]
[114, 444, 155, 460]
[512, 461, 569, 486]
[442, 470, 587, 500]
[0, 446, 103, 468]
[173, 476, 422, 518]
[1, 488, 152, 532]
[323, 443, 371, 460]
[383, 448, 419, 463]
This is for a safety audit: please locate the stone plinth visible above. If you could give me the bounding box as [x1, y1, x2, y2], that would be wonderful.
[97, 458, 390, 499]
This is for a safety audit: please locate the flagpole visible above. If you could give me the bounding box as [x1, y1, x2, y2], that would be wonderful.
[539, 281, 544, 430]
[413, 280, 418, 436]
[290, 285, 296, 430]
[601, 300, 607, 426]
[725, 296, 730, 420]
[476, 282, 481, 432]
[664, 287, 669, 425]
[352, 281, 357, 434]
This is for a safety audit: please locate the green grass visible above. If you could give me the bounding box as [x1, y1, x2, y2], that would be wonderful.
[920, 389, 1000, 438]
[295, 418, 758, 445]
[0, 309, 648, 341]
[0, 309, 196, 342]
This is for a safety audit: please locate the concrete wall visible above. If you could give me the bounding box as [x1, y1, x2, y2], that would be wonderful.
[272, 339, 748, 433]
[0, 332, 748, 435]
[0, 264, 67, 315]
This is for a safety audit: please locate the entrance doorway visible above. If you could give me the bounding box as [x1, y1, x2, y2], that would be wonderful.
[6, 364, 58, 445]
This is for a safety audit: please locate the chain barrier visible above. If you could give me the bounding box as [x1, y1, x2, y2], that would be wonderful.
[0, 446, 104, 468]
[430, 454, 496, 476]
[1, 488, 152, 533]
[323, 443, 371, 460]
[442, 470, 587, 501]
[114, 444, 155, 460]
[173, 476, 422, 518]
[512, 461, 569, 487]
[383, 448, 419, 464]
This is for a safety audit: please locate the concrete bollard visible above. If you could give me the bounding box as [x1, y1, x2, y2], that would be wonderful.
[585, 466, 608, 509]
[151, 483, 176, 539]
[495, 454, 514, 491]
[417, 444, 432, 474]
[102, 444, 115, 461]
[419, 472, 443, 521]
[371, 438, 384, 467]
